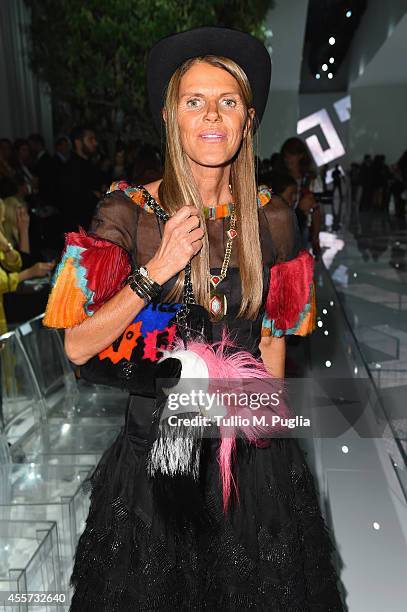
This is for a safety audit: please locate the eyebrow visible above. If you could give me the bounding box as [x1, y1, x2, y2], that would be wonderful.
[179, 91, 241, 98]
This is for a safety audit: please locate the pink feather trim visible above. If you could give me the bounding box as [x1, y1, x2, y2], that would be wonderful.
[266, 250, 314, 332]
[172, 333, 291, 512]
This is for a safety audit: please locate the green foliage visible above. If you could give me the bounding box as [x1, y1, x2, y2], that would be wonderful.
[24, 0, 274, 141]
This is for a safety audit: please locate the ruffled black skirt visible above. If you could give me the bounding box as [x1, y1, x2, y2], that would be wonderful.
[69, 395, 345, 611]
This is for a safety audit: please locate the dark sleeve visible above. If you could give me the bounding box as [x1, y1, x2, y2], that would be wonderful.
[43, 191, 138, 328]
[261, 199, 301, 264]
[89, 191, 139, 252]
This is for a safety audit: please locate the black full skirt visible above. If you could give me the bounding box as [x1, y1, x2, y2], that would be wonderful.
[69, 395, 345, 612]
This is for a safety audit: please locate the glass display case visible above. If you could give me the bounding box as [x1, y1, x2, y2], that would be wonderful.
[0, 464, 94, 591]
[0, 519, 63, 611]
[16, 316, 127, 422]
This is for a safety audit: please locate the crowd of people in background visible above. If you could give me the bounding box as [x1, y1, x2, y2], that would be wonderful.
[0, 126, 406, 330]
[349, 152, 407, 218]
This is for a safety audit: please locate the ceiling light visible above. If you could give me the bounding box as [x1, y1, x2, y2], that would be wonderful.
[329, 37, 336, 45]
[315, 73, 321, 79]
[328, 72, 333, 79]
[346, 10, 352, 18]
[322, 63, 328, 71]
[329, 57, 335, 64]
[325, 360, 332, 368]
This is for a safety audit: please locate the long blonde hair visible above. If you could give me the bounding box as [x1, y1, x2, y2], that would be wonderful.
[158, 55, 263, 320]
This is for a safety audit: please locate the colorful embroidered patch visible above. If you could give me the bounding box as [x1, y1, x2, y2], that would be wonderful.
[98, 302, 182, 364]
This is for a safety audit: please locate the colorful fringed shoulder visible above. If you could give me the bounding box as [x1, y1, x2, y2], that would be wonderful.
[107, 181, 273, 220]
[257, 184, 273, 208]
[107, 181, 155, 214]
[43, 224, 183, 367]
[43, 229, 131, 328]
[261, 250, 316, 337]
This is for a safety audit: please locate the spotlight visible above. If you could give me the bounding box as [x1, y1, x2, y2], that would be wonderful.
[329, 37, 336, 45]
[315, 73, 321, 79]
[329, 57, 335, 64]
[346, 10, 352, 18]
[322, 63, 328, 71]
[328, 72, 333, 79]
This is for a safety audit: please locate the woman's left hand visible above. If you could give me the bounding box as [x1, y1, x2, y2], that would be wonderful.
[299, 192, 316, 213]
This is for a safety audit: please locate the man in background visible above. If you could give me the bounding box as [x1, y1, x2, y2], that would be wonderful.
[60, 126, 101, 232]
[28, 133, 56, 208]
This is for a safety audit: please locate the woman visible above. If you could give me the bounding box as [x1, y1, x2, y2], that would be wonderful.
[44, 27, 343, 611]
[1, 175, 31, 254]
[275, 137, 323, 258]
[0, 199, 54, 333]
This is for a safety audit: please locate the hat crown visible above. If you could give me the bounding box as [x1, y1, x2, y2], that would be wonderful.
[147, 26, 271, 134]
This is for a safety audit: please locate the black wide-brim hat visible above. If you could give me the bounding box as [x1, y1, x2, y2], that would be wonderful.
[147, 26, 272, 133]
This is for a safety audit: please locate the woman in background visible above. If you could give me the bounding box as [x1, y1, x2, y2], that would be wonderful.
[1, 175, 31, 254]
[275, 137, 323, 258]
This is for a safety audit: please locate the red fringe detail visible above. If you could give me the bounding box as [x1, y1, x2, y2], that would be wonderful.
[266, 250, 314, 332]
[66, 228, 131, 313]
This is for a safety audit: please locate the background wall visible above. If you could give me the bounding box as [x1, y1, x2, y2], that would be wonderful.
[0, 0, 53, 147]
[349, 10, 407, 164]
[258, 0, 309, 158]
[348, 0, 407, 84]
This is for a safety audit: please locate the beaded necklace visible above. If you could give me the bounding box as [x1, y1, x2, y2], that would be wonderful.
[209, 208, 237, 321]
[107, 182, 272, 220]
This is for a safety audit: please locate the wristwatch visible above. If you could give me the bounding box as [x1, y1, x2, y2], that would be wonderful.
[139, 266, 153, 281]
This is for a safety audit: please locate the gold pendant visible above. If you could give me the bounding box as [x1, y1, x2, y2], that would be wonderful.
[209, 289, 227, 321]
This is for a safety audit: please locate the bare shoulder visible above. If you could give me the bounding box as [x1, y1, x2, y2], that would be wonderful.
[142, 179, 162, 201]
[261, 196, 293, 224]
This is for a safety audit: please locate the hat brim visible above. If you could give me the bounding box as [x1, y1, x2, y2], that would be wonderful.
[147, 26, 271, 134]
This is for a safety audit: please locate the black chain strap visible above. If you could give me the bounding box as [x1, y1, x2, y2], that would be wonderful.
[141, 188, 196, 347]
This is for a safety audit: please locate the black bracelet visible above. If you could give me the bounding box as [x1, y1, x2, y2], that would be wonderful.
[128, 277, 150, 305]
[127, 268, 162, 302]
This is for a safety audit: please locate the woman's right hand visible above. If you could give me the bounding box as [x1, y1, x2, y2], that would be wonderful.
[20, 261, 55, 282]
[31, 262, 55, 278]
[146, 205, 204, 285]
[0, 229, 10, 253]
